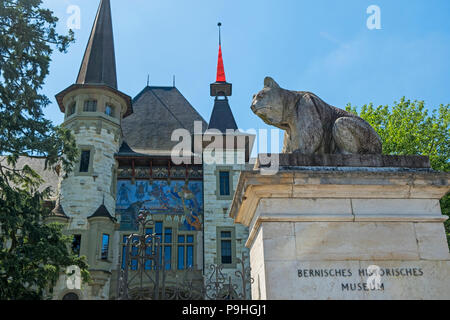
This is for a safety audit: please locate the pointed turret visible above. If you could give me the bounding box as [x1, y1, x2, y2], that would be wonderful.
[76, 0, 117, 88]
[208, 23, 238, 132]
[55, 0, 132, 117]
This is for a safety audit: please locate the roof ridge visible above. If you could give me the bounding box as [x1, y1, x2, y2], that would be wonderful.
[149, 88, 187, 130]
[171, 87, 208, 126]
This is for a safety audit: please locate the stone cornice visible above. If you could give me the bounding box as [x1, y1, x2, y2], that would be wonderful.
[230, 168, 450, 229]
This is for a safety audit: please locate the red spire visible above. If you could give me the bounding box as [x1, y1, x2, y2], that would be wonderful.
[216, 45, 226, 82]
[215, 23, 226, 83]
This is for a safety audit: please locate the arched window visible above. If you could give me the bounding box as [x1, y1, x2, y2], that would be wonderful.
[83, 100, 97, 112]
[105, 104, 114, 117]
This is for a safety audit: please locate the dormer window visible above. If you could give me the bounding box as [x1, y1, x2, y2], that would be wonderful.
[105, 104, 114, 117]
[83, 100, 97, 112]
[68, 102, 76, 116]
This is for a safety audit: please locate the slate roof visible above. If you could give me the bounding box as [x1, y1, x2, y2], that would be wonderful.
[76, 0, 117, 89]
[1, 157, 60, 198]
[87, 204, 115, 222]
[208, 97, 238, 132]
[51, 199, 69, 220]
[121, 86, 208, 156]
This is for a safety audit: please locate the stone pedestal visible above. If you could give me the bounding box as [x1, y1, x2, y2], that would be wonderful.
[230, 154, 450, 300]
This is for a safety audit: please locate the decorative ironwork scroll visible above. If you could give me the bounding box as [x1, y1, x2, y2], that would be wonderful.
[117, 208, 253, 300]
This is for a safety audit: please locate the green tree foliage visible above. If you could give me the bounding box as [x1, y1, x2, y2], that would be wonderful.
[346, 98, 450, 247]
[0, 0, 89, 299]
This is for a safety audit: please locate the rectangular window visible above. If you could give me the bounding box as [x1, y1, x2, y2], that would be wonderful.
[219, 171, 231, 196]
[84, 100, 97, 112]
[177, 234, 194, 270]
[155, 222, 163, 238]
[187, 235, 194, 269]
[145, 228, 153, 270]
[177, 246, 185, 270]
[164, 228, 172, 243]
[143, 224, 173, 271]
[163, 228, 172, 270]
[220, 231, 232, 264]
[79, 150, 91, 173]
[217, 228, 235, 267]
[72, 235, 81, 256]
[122, 235, 139, 270]
[164, 246, 172, 270]
[122, 235, 128, 269]
[101, 234, 110, 260]
[177, 235, 185, 270]
[131, 236, 139, 270]
[187, 245, 194, 269]
[68, 102, 76, 116]
[122, 225, 191, 271]
[105, 104, 114, 117]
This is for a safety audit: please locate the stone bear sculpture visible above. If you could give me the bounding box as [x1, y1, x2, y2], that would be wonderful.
[251, 77, 383, 154]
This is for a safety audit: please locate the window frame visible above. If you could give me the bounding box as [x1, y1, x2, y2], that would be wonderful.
[216, 227, 236, 268]
[104, 104, 115, 118]
[177, 233, 195, 270]
[75, 145, 95, 176]
[120, 220, 195, 271]
[67, 101, 77, 117]
[72, 234, 82, 257]
[215, 167, 234, 200]
[100, 234, 110, 261]
[83, 99, 98, 112]
[79, 150, 91, 173]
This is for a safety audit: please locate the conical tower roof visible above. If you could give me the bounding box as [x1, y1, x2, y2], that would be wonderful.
[55, 0, 133, 117]
[76, 0, 117, 89]
[208, 98, 238, 132]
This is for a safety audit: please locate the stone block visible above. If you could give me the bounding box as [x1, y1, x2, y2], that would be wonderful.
[414, 223, 450, 260]
[293, 222, 420, 261]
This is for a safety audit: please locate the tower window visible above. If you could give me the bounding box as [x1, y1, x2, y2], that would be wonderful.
[219, 171, 231, 196]
[79, 150, 91, 173]
[68, 102, 76, 116]
[72, 235, 81, 256]
[101, 234, 110, 260]
[83, 100, 97, 112]
[105, 104, 114, 117]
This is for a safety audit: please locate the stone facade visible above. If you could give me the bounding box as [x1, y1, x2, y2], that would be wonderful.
[203, 149, 252, 297]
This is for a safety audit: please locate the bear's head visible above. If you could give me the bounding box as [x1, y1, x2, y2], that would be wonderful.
[251, 77, 287, 129]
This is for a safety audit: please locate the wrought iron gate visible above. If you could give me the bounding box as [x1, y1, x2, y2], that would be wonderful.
[116, 208, 253, 300]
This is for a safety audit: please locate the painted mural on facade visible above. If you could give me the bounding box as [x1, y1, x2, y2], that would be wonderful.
[116, 180, 203, 231]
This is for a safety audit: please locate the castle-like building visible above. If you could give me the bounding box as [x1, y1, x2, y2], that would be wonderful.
[46, 0, 254, 300]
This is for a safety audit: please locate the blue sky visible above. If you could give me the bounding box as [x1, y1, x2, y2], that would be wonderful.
[42, 0, 450, 152]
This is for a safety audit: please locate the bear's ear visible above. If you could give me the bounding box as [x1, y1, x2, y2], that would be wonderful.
[264, 77, 280, 89]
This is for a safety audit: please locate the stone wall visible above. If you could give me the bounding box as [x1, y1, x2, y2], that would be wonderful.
[203, 150, 251, 297]
[60, 125, 119, 228]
